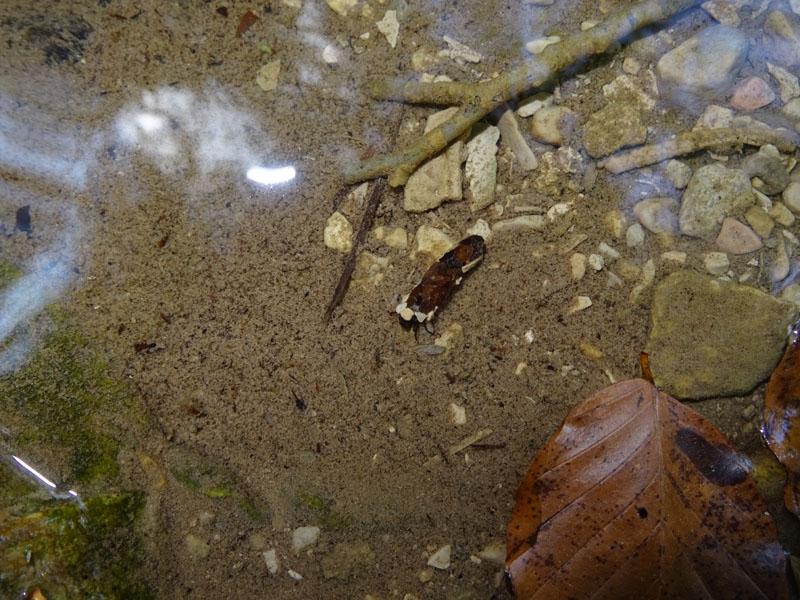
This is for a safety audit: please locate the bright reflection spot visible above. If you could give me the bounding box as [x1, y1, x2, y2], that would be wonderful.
[12, 455, 56, 488]
[246, 165, 296, 186]
[69, 489, 78, 497]
[134, 112, 166, 134]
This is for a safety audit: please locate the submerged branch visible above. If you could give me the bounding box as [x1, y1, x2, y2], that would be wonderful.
[344, 0, 708, 186]
[603, 127, 800, 174]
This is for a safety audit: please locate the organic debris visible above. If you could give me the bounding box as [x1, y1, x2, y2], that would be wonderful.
[506, 379, 788, 599]
[343, 0, 708, 186]
[235, 10, 258, 37]
[396, 235, 485, 329]
[764, 331, 800, 517]
[603, 127, 798, 174]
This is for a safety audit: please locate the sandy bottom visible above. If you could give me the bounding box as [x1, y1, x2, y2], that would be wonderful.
[1, 0, 798, 598]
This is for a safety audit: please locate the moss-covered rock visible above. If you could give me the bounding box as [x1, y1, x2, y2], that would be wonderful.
[646, 270, 798, 398]
[0, 328, 135, 484]
[0, 467, 153, 599]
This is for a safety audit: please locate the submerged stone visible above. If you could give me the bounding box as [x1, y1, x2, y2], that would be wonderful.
[646, 271, 797, 399]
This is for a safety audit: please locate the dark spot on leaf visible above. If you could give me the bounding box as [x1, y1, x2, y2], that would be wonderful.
[636, 506, 648, 518]
[674, 427, 748, 487]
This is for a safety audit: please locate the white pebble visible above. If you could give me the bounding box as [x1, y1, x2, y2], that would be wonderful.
[626, 223, 645, 247]
[466, 218, 493, 241]
[622, 57, 641, 75]
[783, 181, 800, 214]
[588, 253, 604, 271]
[704, 252, 730, 275]
[525, 36, 561, 54]
[322, 44, 339, 65]
[263, 549, 279, 575]
[771, 238, 790, 281]
[524, 330, 534, 343]
[569, 253, 587, 280]
[377, 10, 399, 48]
[448, 403, 466, 425]
[427, 544, 452, 569]
[291, 526, 320, 553]
[598, 242, 620, 260]
[324, 211, 353, 252]
[287, 570, 303, 580]
[565, 296, 592, 315]
[661, 250, 687, 263]
[492, 215, 545, 232]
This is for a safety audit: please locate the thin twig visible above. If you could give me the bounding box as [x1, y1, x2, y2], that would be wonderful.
[603, 127, 799, 174]
[324, 177, 386, 321]
[343, 0, 707, 187]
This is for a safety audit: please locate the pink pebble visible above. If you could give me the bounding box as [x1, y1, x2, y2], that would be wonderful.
[730, 76, 776, 111]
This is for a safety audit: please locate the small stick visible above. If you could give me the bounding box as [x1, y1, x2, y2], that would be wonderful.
[324, 178, 386, 320]
[423, 428, 494, 467]
[344, 0, 708, 186]
[604, 127, 799, 174]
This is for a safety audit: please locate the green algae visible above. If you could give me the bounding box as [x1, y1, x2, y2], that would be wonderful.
[0, 328, 134, 484]
[0, 464, 153, 599]
[171, 458, 262, 519]
[298, 492, 353, 531]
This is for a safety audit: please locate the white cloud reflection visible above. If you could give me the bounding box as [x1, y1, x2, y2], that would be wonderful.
[246, 165, 296, 186]
[115, 86, 292, 188]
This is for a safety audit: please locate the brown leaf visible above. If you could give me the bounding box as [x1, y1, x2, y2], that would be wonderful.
[765, 337, 800, 517]
[506, 379, 788, 600]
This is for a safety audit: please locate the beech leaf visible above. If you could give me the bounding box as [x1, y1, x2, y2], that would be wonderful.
[764, 337, 800, 517]
[506, 379, 788, 599]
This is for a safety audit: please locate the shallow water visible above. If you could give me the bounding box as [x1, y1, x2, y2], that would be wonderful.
[1, 1, 799, 598]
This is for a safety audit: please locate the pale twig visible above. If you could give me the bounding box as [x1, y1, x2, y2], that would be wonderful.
[603, 127, 799, 174]
[343, 0, 708, 187]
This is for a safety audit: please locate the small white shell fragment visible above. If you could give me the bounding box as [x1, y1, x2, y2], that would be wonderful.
[292, 526, 320, 553]
[287, 569, 303, 580]
[515, 362, 528, 375]
[477, 542, 506, 565]
[325, 0, 358, 16]
[525, 36, 561, 54]
[491, 215, 545, 232]
[448, 403, 467, 425]
[427, 544, 452, 569]
[626, 223, 645, 247]
[580, 20, 598, 30]
[547, 202, 572, 221]
[263, 549, 279, 575]
[770, 238, 790, 281]
[324, 211, 353, 252]
[703, 252, 730, 275]
[414, 225, 455, 258]
[622, 57, 641, 75]
[517, 92, 552, 117]
[661, 250, 687, 263]
[322, 44, 340, 65]
[377, 10, 399, 48]
[256, 60, 281, 92]
[565, 296, 592, 315]
[441, 36, 483, 63]
[466, 218, 493, 242]
[569, 253, 587, 280]
[598, 242, 620, 260]
[524, 330, 534, 344]
[588, 253, 604, 271]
